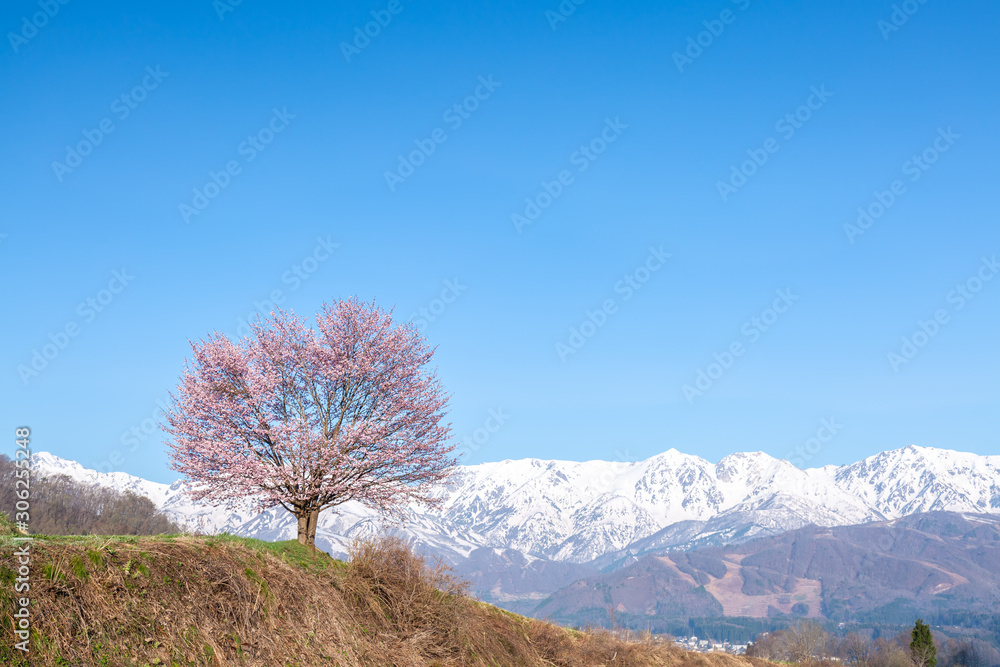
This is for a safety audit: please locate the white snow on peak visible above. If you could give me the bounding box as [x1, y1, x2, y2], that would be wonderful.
[28, 445, 1000, 564]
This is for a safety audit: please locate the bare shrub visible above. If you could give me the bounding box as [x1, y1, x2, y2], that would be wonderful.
[784, 621, 833, 664]
[747, 622, 833, 664]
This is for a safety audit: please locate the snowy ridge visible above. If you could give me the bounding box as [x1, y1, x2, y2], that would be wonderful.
[31, 446, 1000, 564]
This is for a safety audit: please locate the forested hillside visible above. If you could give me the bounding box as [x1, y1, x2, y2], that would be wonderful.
[537, 513, 1000, 644]
[0, 454, 179, 536]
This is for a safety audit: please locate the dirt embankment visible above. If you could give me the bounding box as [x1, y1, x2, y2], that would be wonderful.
[1, 533, 780, 667]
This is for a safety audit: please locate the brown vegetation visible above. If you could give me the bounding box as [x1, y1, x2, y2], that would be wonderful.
[0, 533, 781, 666]
[746, 622, 1000, 667]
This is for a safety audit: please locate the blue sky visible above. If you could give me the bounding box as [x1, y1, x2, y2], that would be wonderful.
[3, 0, 999, 484]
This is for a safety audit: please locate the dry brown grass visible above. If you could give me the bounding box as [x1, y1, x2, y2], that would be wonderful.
[0, 534, 778, 667]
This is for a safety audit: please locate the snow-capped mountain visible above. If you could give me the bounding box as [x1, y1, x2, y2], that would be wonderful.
[31, 445, 1000, 566]
[431, 450, 881, 563]
[834, 445, 1000, 516]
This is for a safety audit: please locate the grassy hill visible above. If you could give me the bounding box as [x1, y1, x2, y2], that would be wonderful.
[0, 533, 776, 667]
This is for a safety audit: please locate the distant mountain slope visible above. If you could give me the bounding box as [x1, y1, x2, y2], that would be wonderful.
[450, 547, 599, 615]
[535, 512, 1000, 630]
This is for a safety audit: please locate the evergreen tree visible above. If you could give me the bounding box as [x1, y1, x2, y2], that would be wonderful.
[910, 618, 937, 667]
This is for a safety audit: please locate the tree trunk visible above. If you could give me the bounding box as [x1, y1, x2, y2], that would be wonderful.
[296, 512, 309, 547]
[306, 508, 319, 556]
[296, 508, 321, 556]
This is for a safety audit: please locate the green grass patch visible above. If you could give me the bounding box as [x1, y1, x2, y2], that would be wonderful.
[201, 534, 343, 572]
[43, 562, 66, 582]
[70, 555, 88, 580]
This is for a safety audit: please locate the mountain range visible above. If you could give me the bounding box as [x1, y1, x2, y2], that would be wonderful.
[31, 445, 1000, 617]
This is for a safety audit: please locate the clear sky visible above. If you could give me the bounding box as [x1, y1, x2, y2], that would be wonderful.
[3, 0, 999, 484]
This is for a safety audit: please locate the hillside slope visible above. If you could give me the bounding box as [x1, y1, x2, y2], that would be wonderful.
[0, 534, 774, 667]
[536, 512, 1000, 631]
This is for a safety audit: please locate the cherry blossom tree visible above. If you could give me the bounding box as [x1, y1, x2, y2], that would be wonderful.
[163, 298, 456, 553]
